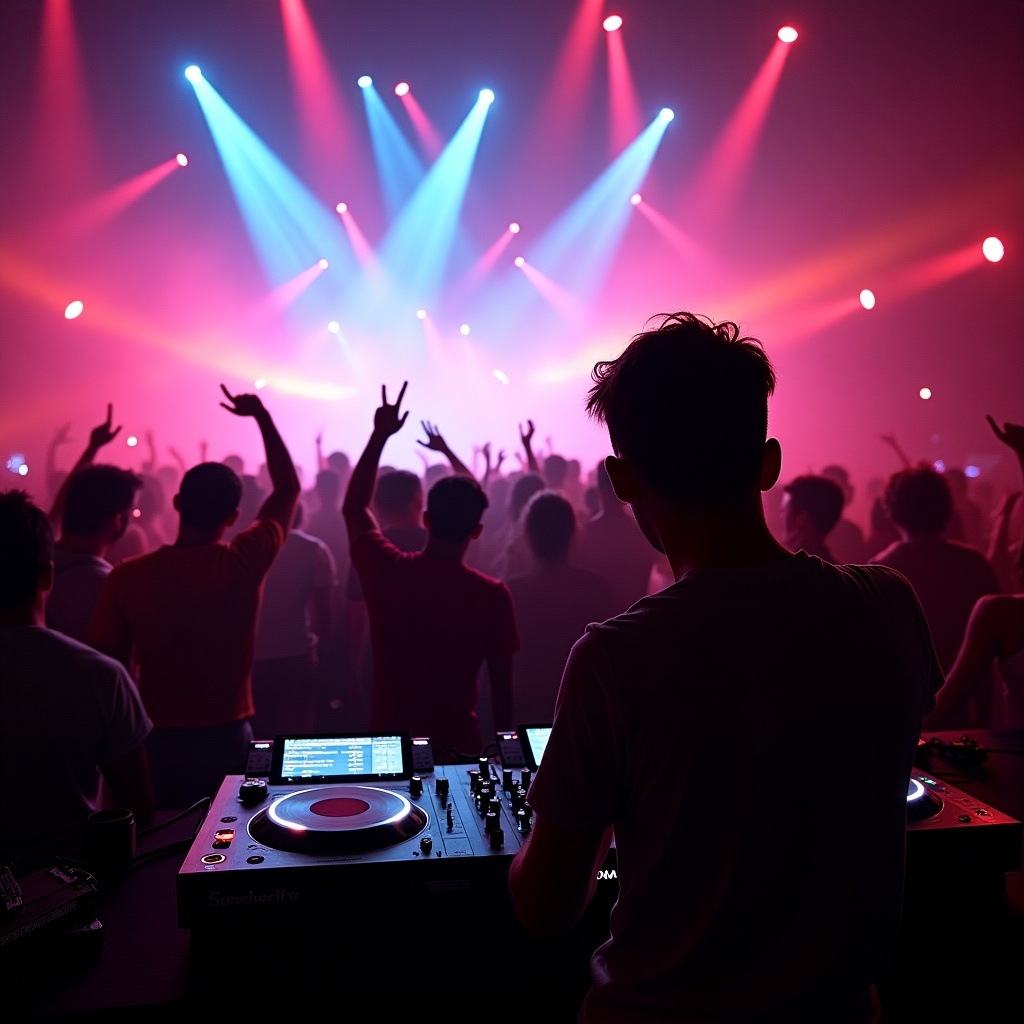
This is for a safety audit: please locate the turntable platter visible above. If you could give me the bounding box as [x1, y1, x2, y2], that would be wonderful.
[249, 785, 429, 854]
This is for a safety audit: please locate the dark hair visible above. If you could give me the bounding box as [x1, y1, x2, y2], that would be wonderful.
[509, 473, 545, 521]
[783, 475, 845, 536]
[543, 454, 568, 490]
[375, 470, 423, 518]
[177, 462, 242, 530]
[586, 312, 776, 504]
[0, 490, 54, 610]
[524, 491, 577, 565]
[61, 464, 142, 535]
[883, 465, 953, 535]
[427, 475, 488, 543]
[315, 468, 341, 504]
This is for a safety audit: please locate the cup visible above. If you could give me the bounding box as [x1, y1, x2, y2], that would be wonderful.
[84, 808, 137, 874]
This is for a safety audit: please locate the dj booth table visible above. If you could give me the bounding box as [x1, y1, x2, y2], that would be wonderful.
[9, 729, 1024, 1021]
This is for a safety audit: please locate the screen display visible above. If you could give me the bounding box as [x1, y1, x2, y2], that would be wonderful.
[271, 733, 410, 784]
[521, 724, 553, 771]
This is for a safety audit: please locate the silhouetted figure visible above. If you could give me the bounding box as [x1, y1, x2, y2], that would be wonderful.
[821, 463, 869, 563]
[90, 387, 300, 808]
[780, 474, 845, 563]
[343, 385, 520, 757]
[506, 491, 616, 723]
[1, 490, 154, 868]
[509, 312, 941, 1024]
[871, 464, 1000, 677]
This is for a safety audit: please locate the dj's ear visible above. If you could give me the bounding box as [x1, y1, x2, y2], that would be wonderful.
[604, 454, 639, 504]
[760, 438, 782, 492]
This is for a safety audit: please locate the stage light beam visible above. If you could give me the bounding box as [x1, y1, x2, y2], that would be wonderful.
[176, 153, 188, 167]
[184, 65, 202, 82]
[480, 89, 495, 105]
[514, 256, 525, 268]
[318, 258, 329, 269]
[335, 202, 347, 213]
[395, 82, 410, 97]
[630, 193, 642, 205]
[358, 75, 372, 89]
[603, 15, 623, 32]
[859, 289, 876, 309]
[509, 222, 521, 234]
[919, 388, 932, 400]
[778, 27, 799, 43]
[64, 300, 84, 319]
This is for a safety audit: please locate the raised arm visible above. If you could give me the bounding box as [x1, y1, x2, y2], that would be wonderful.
[879, 433, 911, 469]
[418, 421, 474, 479]
[49, 404, 122, 526]
[987, 415, 1024, 589]
[219, 385, 300, 534]
[519, 419, 541, 474]
[342, 382, 409, 544]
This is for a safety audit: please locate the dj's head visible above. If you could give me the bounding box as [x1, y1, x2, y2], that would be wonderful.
[175, 462, 242, 531]
[0, 490, 54, 612]
[426, 475, 488, 543]
[586, 312, 777, 505]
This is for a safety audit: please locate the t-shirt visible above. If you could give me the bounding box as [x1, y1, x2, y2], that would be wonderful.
[0, 626, 152, 862]
[528, 552, 943, 1023]
[352, 529, 520, 753]
[45, 548, 111, 644]
[255, 529, 336, 661]
[90, 518, 284, 728]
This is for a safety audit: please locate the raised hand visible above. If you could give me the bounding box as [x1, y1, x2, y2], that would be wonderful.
[88, 404, 122, 450]
[50, 423, 72, 448]
[373, 382, 409, 438]
[220, 385, 267, 418]
[986, 415, 1024, 459]
[519, 419, 535, 447]
[419, 420, 448, 453]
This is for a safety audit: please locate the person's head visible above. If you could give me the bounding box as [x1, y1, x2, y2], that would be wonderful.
[374, 469, 424, 524]
[222, 454, 245, 476]
[820, 464, 854, 506]
[543, 454, 568, 491]
[426, 475, 488, 543]
[326, 451, 351, 484]
[586, 312, 777, 506]
[782, 475, 845, 542]
[60, 464, 142, 540]
[509, 473, 545, 521]
[315, 468, 341, 509]
[0, 490, 54, 613]
[523, 491, 577, 566]
[175, 462, 242, 531]
[883, 464, 953, 537]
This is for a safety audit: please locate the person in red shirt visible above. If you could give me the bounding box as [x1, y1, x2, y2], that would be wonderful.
[343, 383, 520, 758]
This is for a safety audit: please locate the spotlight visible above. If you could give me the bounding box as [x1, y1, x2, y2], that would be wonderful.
[514, 256, 525, 268]
[318, 258, 329, 269]
[6, 455, 26, 475]
[328, 321, 341, 334]
[479, 88, 495, 105]
[778, 26, 798, 43]
[357, 75, 373, 89]
[64, 300, 84, 320]
[184, 65, 203, 82]
[416, 309, 427, 320]
[460, 324, 471, 336]
[659, 108, 675, 122]
[132, 508, 141, 519]
[982, 236, 1004, 263]
[336, 202, 348, 214]
[603, 15, 623, 32]
[18, 463, 28, 477]
[859, 289, 876, 310]
[176, 153, 188, 167]
[965, 465, 980, 478]
[254, 378, 267, 389]
[127, 436, 138, 447]
[630, 193, 642, 206]
[493, 369, 510, 385]
[919, 387, 932, 400]
[509, 222, 521, 234]
[395, 82, 410, 97]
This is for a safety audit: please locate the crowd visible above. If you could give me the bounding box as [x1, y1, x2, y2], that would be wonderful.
[2, 309, 1022, 1022]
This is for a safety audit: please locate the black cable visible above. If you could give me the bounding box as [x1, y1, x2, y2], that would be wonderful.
[136, 797, 211, 839]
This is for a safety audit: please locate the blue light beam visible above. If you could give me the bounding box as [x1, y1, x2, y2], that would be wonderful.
[527, 111, 674, 300]
[360, 80, 426, 218]
[375, 90, 494, 306]
[187, 73, 357, 304]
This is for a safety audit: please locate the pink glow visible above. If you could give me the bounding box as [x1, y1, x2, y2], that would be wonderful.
[634, 201, 708, 264]
[519, 261, 585, 321]
[606, 22, 642, 154]
[398, 90, 444, 161]
[462, 227, 515, 287]
[255, 260, 329, 318]
[336, 205, 381, 273]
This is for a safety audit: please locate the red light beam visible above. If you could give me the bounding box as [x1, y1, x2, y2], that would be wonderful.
[254, 259, 329, 318]
[606, 24, 642, 155]
[398, 90, 444, 162]
[518, 260, 585, 321]
[682, 38, 792, 231]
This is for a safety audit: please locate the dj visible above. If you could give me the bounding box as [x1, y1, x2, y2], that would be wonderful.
[508, 312, 943, 1023]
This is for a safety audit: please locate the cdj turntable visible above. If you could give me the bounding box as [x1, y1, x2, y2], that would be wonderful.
[176, 732, 534, 932]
